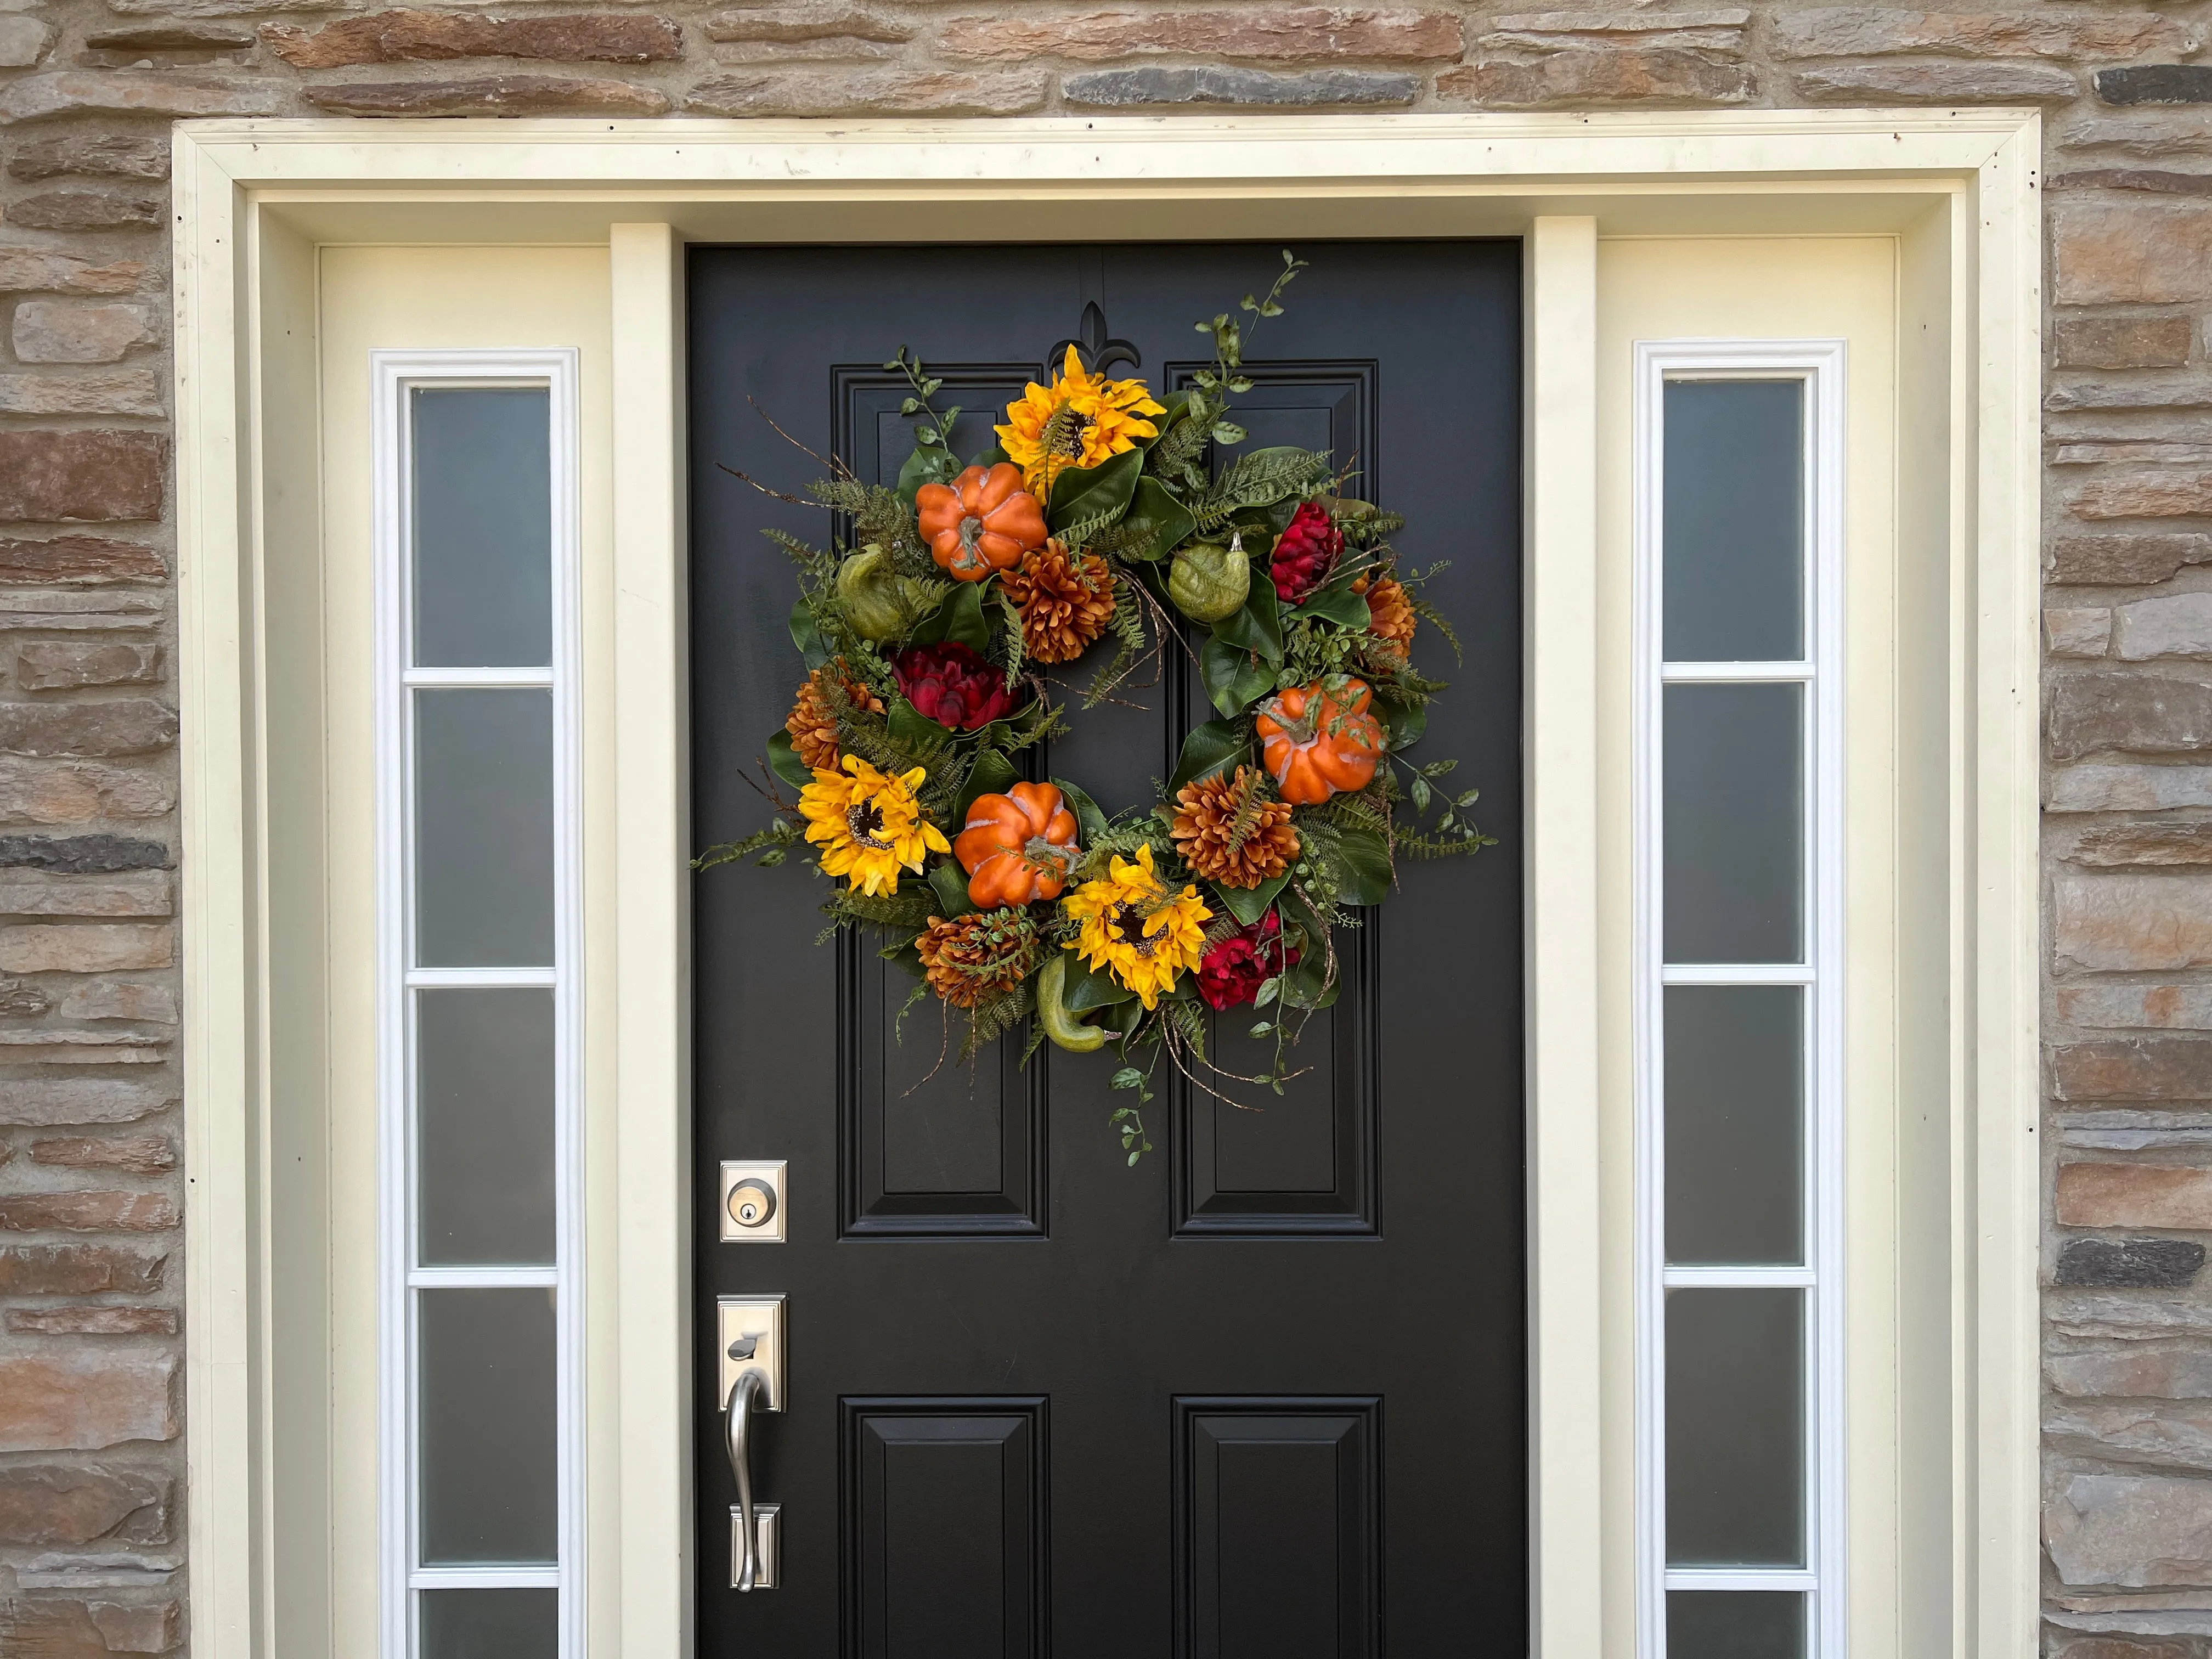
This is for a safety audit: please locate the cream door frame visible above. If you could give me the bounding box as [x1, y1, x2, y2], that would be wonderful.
[171, 111, 2042, 1659]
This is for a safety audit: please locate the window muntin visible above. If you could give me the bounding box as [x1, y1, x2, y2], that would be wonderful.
[377, 358, 582, 1659]
[1635, 347, 1845, 1659]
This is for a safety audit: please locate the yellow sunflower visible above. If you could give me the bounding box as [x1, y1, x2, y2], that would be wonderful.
[799, 754, 949, 898]
[997, 346, 1166, 499]
[1060, 842, 1210, 1011]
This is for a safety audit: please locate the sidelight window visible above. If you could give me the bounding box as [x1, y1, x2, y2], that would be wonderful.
[1634, 345, 1845, 1659]
[375, 353, 583, 1659]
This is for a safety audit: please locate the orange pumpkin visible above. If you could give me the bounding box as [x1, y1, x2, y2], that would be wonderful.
[1255, 678, 1387, 806]
[916, 463, 1049, 582]
[954, 782, 1082, 907]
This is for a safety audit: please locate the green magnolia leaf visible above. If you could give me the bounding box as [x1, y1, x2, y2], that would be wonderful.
[1169, 718, 1250, 793]
[957, 748, 1019, 825]
[1212, 579, 1283, 664]
[968, 443, 1010, 470]
[787, 599, 828, 670]
[905, 585, 953, 646]
[1063, 956, 1137, 1014]
[1333, 825, 1395, 906]
[882, 940, 927, 980]
[1383, 697, 1426, 751]
[1116, 476, 1197, 561]
[1294, 576, 1373, 631]
[1282, 954, 1340, 1010]
[1199, 633, 1277, 718]
[766, 729, 813, 791]
[1275, 892, 1340, 1008]
[911, 581, 994, 652]
[895, 443, 959, 507]
[1215, 871, 1289, 927]
[1046, 447, 1143, 532]
[927, 858, 977, 918]
[889, 696, 949, 746]
[1050, 776, 1111, 848]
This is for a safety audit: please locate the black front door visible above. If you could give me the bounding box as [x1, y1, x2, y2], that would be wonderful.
[689, 241, 1525, 1655]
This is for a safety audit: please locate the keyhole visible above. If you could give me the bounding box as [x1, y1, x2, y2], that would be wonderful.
[727, 1178, 776, 1229]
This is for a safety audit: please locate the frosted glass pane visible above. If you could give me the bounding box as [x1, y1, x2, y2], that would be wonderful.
[415, 689, 554, 968]
[1666, 1590, 1805, 1659]
[419, 1287, 557, 1564]
[1662, 380, 1803, 663]
[419, 1589, 558, 1659]
[411, 387, 552, 669]
[1664, 986, 1803, 1266]
[417, 989, 555, 1266]
[1666, 1288, 1804, 1566]
[1663, 684, 1802, 965]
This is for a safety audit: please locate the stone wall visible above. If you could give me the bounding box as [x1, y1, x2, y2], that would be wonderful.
[0, 2, 2198, 1653]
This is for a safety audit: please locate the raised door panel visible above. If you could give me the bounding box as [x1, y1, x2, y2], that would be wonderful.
[1170, 362, 1383, 1237]
[834, 366, 1046, 1238]
[844, 1398, 1047, 1659]
[1175, 1398, 1382, 1659]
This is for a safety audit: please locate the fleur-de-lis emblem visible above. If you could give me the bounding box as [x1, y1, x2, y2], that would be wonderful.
[1045, 300, 1141, 380]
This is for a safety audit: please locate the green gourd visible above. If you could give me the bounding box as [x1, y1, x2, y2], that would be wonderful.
[836, 545, 936, 642]
[1035, 953, 1105, 1052]
[1166, 535, 1251, 623]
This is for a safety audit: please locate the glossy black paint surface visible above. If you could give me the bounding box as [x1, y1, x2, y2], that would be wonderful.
[690, 242, 1526, 1656]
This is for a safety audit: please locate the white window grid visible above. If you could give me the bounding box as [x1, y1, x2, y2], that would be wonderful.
[1630, 339, 1847, 1659]
[372, 348, 585, 1659]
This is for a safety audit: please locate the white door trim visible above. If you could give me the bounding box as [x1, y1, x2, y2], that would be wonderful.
[170, 111, 2041, 1659]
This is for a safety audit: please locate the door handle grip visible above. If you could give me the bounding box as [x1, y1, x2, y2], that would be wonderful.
[725, 1368, 767, 1592]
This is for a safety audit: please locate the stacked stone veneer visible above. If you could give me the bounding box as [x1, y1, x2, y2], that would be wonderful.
[0, 1, 2207, 1653]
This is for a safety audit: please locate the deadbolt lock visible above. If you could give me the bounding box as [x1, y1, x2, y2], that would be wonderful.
[729, 1180, 775, 1229]
[718, 1160, 787, 1243]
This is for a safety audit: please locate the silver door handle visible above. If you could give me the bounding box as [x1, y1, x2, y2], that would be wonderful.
[725, 1368, 767, 1592]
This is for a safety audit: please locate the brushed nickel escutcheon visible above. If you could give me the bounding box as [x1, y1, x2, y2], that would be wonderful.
[718, 1294, 786, 1593]
[719, 1160, 787, 1243]
[729, 1501, 780, 1590]
[717, 1294, 786, 1408]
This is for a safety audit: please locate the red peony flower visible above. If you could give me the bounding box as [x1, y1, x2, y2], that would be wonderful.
[1269, 500, 1344, 606]
[891, 641, 1020, 731]
[1196, 909, 1303, 1011]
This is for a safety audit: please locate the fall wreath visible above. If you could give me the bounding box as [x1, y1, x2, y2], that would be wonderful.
[701, 253, 1492, 1164]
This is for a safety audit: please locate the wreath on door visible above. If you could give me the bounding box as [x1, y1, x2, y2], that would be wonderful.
[701, 252, 1491, 1163]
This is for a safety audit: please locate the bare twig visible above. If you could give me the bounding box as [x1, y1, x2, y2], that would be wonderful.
[747, 394, 849, 477]
[715, 460, 813, 506]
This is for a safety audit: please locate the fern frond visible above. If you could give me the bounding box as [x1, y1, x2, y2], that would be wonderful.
[825, 885, 938, 930]
[1163, 996, 1208, 1064]
[763, 524, 833, 578]
[1054, 507, 1124, 553]
[1407, 595, 1462, 664]
[1081, 577, 1154, 707]
[1189, 448, 1333, 531]
[1147, 409, 1211, 484]
[999, 589, 1027, 684]
[962, 983, 1033, 1059]
[1221, 765, 1268, 857]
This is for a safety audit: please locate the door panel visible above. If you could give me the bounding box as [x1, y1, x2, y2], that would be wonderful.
[1176, 1398, 1381, 1659]
[845, 1398, 1048, 1659]
[689, 241, 1524, 1654]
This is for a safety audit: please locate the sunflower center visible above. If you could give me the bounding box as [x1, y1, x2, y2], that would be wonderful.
[1109, 899, 1159, 957]
[1043, 404, 1093, 460]
[847, 801, 891, 849]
